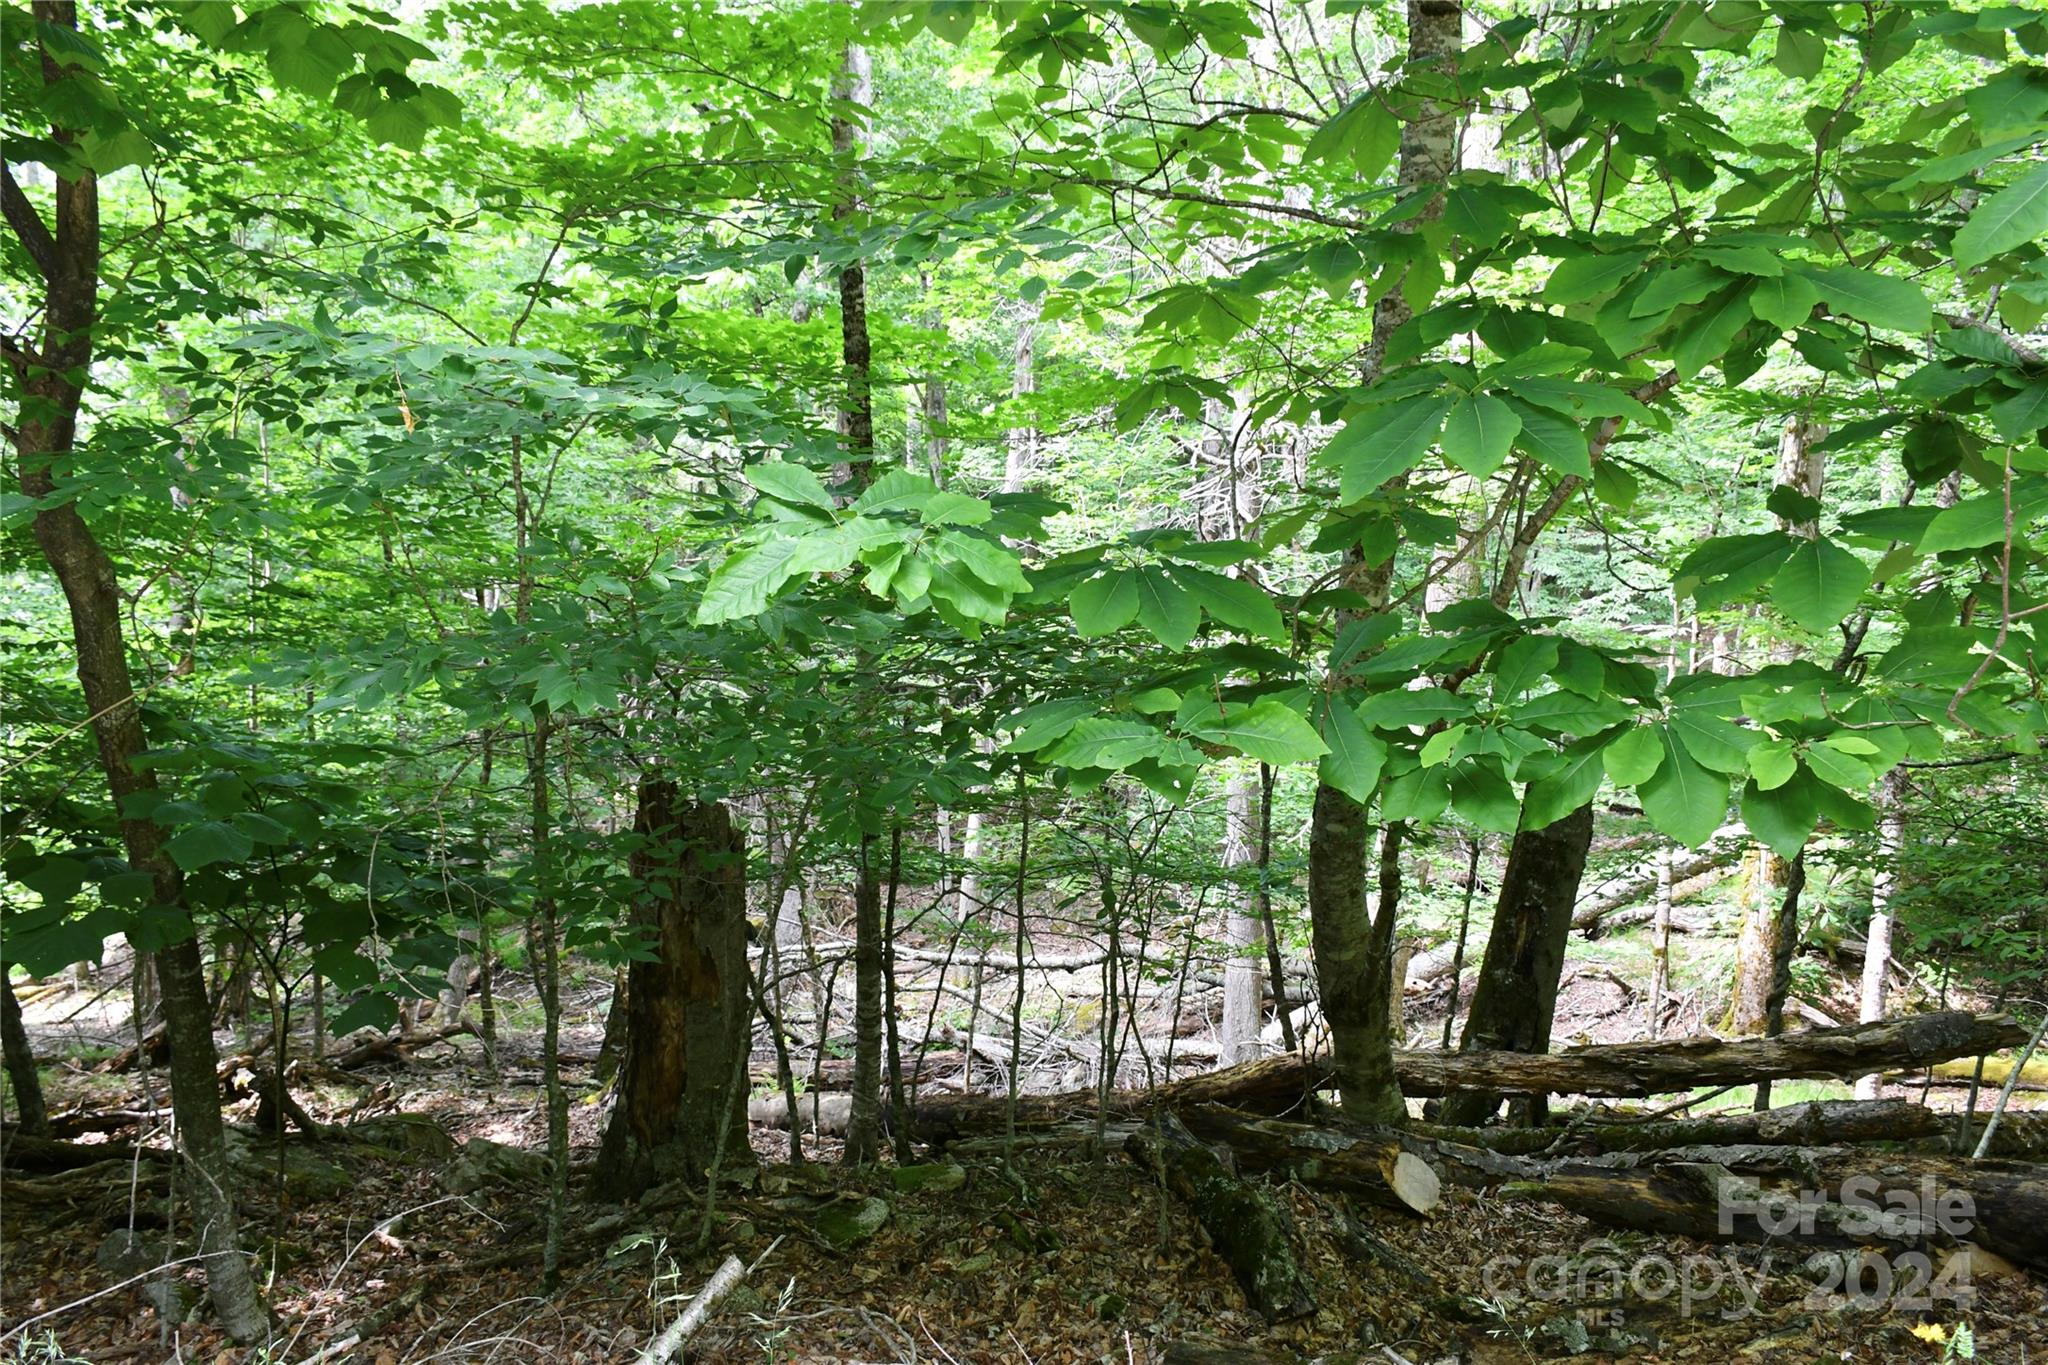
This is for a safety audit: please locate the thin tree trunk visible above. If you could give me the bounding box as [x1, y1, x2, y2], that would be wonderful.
[1439, 834, 1483, 1051]
[1855, 769, 1907, 1099]
[3, 8, 266, 1337]
[1220, 770, 1263, 1065]
[1254, 765, 1295, 1054]
[883, 824, 913, 1164]
[845, 834, 885, 1164]
[1648, 844, 1674, 1038]
[1003, 312, 1037, 493]
[2, 973, 50, 1136]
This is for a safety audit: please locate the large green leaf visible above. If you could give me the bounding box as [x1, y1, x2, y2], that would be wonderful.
[1069, 566, 1141, 636]
[1354, 686, 1471, 731]
[1522, 737, 1607, 832]
[1187, 700, 1329, 766]
[1798, 266, 1933, 333]
[1326, 395, 1450, 502]
[1671, 283, 1755, 379]
[695, 538, 804, 623]
[1507, 401, 1591, 478]
[1954, 163, 2048, 270]
[1748, 272, 1821, 331]
[1989, 379, 2048, 443]
[1171, 564, 1285, 641]
[166, 820, 255, 872]
[1770, 538, 1871, 633]
[1543, 250, 1649, 305]
[1741, 771, 1820, 860]
[1134, 570, 1200, 649]
[1046, 718, 1165, 769]
[1637, 726, 1727, 848]
[1603, 725, 1664, 786]
[1442, 393, 1521, 478]
[1317, 700, 1388, 803]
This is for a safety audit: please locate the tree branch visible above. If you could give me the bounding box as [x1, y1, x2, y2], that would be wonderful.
[2, 166, 60, 285]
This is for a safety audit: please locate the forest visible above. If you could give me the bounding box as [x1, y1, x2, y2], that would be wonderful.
[3, 0, 2047, 1360]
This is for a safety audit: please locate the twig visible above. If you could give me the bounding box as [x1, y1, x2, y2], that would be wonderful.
[633, 1254, 747, 1365]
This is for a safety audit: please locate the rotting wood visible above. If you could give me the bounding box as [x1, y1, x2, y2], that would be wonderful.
[1127, 1112, 1315, 1321]
[1176, 1106, 1440, 1215]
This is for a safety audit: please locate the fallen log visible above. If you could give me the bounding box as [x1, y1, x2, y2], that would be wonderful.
[1127, 1113, 1315, 1321]
[1504, 1149, 2048, 1274]
[1407, 1098, 1944, 1157]
[1, 1130, 165, 1172]
[1176, 1106, 1440, 1216]
[326, 1021, 474, 1070]
[1573, 825, 1745, 930]
[913, 1013, 2025, 1138]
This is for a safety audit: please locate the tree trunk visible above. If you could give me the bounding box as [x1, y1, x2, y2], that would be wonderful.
[1003, 312, 1036, 493]
[4, 7, 267, 1339]
[1735, 850, 1806, 1109]
[844, 833, 885, 1164]
[1855, 769, 1907, 1099]
[1220, 771, 1263, 1065]
[1176, 1107, 1440, 1215]
[1439, 802, 1595, 1126]
[1647, 843, 1674, 1037]
[594, 783, 754, 1197]
[2, 973, 50, 1137]
[1305, 0, 1460, 1126]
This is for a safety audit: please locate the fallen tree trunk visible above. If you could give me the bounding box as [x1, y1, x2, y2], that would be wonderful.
[1127, 1113, 1315, 1321]
[1573, 825, 1745, 930]
[1409, 1098, 1943, 1157]
[1176, 1106, 1439, 1215]
[326, 1022, 474, 1070]
[1504, 1149, 2048, 1273]
[913, 1013, 2025, 1138]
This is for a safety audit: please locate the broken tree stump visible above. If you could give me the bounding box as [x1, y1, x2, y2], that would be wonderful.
[1127, 1113, 1315, 1321]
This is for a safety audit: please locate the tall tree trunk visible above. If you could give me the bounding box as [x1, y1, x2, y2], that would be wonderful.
[594, 783, 753, 1197]
[845, 833, 885, 1163]
[3, 6, 267, 1339]
[2, 973, 49, 1136]
[1855, 771, 1908, 1099]
[1730, 412, 1825, 1085]
[1306, 0, 1462, 1125]
[1220, 770, 1264, 1065]
[1438, 802, 1595, 1126]
[1648, 844, 1675, 1037]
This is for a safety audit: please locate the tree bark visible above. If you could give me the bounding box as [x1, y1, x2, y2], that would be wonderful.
[1855, 769, 1907, 1099]
[844, 833, 885, 1164]
[594, 784, 754, 1197]
[1439, 802, 1594, 1126]
[1220, 771, 1263, 1065]
[1305, 0, 1462, 1126]
[1176, 1106, 1440, 1215]
[4, 6, 267, 1340]
[2, 973, 50, 1137]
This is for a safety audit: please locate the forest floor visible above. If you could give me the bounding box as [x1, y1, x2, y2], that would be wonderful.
[4, 948, 2045, 1364]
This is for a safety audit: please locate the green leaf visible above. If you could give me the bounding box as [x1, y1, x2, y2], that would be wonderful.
[1603, 725, 1665, 786]
[1187, 699, 1329, 766]
[1070, 567, 1141, 637]
[746, 461, 835, 510]
[1798, 266, 1933, 333]
[1543, 250, 1649, 305]
[166, 820, 255, 872]
[1522, 737, 1607, 832]
[1449, 760, 1521, 834]
[1748, 272, 1821, 331]
[1442, 394, 1521, 478]
[1172, 564, 1285, 641]
[1741, 772, 1819, 860]
[1770, 538, 1871, 633]
[1638, 726, 1727, 848]
[695, 538, 804, 623]
[1354, 686, 1471, 731]
[1955, 163, 2048, 269]
[1491, 634, 1558, 702]
[1317, 701, 1387, 804]
[1304, 95, 1398, 179]
[1671, 283, 1756, 379]
[1747, 738, 1797, 791]
[921, 491, 992, 526]
[1420, 725, 1465, 767]
[1804, 739, 1875, 791]
[1989, 380, 2048, 443]
[1045, 718, 1165, 769]
[1326, 395, 1450, 502]
[1507, 401, 1591, 478]
[1134, 570, 1201, 649]
[1774, 25, 1826, 78]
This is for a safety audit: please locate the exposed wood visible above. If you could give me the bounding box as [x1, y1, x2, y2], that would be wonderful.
[1127, 1113, 1315, 1321]
[326, 1022, 474, 1070]
[1176, 1106, 1440, 1215]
